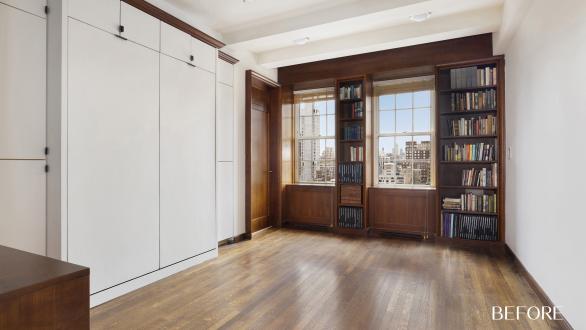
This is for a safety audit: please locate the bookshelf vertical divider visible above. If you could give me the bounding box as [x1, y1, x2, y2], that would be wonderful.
[435, 56, 505, 242]
[335, 76, 372, 234]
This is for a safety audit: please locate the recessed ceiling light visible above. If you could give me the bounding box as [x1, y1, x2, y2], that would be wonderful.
[242, 0, 254, 3]
[410, 11, 432, 23]
[294, 37, 310, 45]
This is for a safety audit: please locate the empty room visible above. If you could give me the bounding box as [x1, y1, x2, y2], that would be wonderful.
[0, 0, 584, 329]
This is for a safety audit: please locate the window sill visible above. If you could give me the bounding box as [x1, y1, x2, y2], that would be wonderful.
[373, 185, 436, 191]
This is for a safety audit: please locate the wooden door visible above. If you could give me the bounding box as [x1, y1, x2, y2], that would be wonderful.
[250, 94, 270, 233]
[67, 19, 159, 293]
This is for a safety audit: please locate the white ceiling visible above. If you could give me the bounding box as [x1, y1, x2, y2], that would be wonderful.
[163, 0, 505, 68]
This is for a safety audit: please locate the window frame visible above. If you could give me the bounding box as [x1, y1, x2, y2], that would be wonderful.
[293, 88, 336, 185]
[373, 76, 436, 189]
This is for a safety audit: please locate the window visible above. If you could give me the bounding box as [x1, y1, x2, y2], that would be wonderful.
[294, 88, 336, 184]
[374, 77, 435, 187]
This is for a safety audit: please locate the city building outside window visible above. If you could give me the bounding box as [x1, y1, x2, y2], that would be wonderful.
[294, 88, 336, 184]
[374, 76, 435, 187]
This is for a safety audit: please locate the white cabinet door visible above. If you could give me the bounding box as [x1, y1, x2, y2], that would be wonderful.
[160, 55, 216, 266]
[217, 59, 234, 86]
[0, 3, 46, 159]
[160, 22, 191, 64]
[68, 0, 120, 35]
[193, 68, 217, 255]
[120, 2, 159, 51]
[216, 162, 234, 241]
[192, 38, 216, 73]
[160, 54, 200, 267]
[0, 0, 46, 17]
[0, 160, 46, 255]
[216, 83, 234, 162]
[68, 19, 159, 293]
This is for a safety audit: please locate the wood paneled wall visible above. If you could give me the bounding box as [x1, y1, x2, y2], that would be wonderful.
[278, 34, 493, 85]
[283, 185, 335, 227]
[368, 188, 436, 237]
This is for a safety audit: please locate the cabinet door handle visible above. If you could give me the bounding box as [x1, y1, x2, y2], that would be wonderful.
[119, 25, 125, 33]
[190, 55, 194, 62]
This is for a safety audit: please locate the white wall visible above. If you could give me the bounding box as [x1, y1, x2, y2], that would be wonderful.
[504, 0, 586, 328]
[223, 48, 277, 235]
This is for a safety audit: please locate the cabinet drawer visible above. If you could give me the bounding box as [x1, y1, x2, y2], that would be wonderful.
[160, 22, 191, 63]
[120, 2, 160, 51]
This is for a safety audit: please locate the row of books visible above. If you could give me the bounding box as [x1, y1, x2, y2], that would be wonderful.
[343, 101, 363, 119]
[447, 115, 497, 137]
[450, 90, 497, 112]
[338, 163, 363, 184]
[450, 66, 497, 89]
[338, 207, 363, 229]
[348, 146, 364, 162]
[442, 142, 496, 162]
[339, 85, 362, 100]
[442, 213, 498, 241]
[461, 165, 497, 187]
[341, 125, 363, 140]
[442, 193, 497, 213]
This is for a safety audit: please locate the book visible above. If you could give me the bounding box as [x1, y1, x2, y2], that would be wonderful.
[447, 115, 496, 136]
[450, 90, 496, 111]
[461, 164, 497, 187]
[338, 163, 363, 184]
[348, 146, 363, 162]
[338, 206, 363, 229]
[442, 142, 496, 162]
[449, 66, 497, 89]
[442, 213, 498, 241]
[339, 84, 362, 100]
[342, 124, 362, 140]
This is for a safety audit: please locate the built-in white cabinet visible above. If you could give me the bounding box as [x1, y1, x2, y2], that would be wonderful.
[67, 19, 160, 293]
[0, 160, 46, 255]
[160, 54, 217, 267]
[192, 38, 216, 73]
[216, 83, 234, 162]
[216, 162, 234, 241]
[217, 59, 234, 86]
[0, 3, 46, 159]
[68, 0, 120, 35]
[0, 0, 46, 17]
[161, 22, 192, 64]
[120, 2, 160, 51]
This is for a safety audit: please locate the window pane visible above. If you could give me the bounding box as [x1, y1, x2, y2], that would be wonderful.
[413, 161, 431, 185]
[327, 100, 335, 115]
[396, 92, 412, 109]
[298, 139, 317, 161]
[413, 108, 431, 132]
[412, 135, 431, 161]
[394, 136, 412, 161]
[299, 116, 317, 138]
[325, 139, 335, 160]
[314, 101, 327, 115]
[327, 115, 335, 136]
[378, 137, 395, 185]
[395, 136, 413, 185]
[379, 110, 395, 134]
[396, 109, 412, 133]
[298, 160, 313, 182]
[414, 90, 431, 108]
[319, 115, 327, 136]
[379, 95, 395, 110]
[300, 102, 313, 116]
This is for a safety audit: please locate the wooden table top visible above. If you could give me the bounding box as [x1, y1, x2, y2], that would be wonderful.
[0, 245, 89, 300]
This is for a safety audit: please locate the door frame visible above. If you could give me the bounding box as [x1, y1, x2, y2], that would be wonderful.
[245, 70, 281, 238]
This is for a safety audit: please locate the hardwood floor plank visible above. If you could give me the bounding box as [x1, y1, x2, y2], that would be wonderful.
[91, 229, 561, 329]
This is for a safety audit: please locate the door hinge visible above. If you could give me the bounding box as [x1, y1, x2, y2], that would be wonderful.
[44, 147, 49, 155]
[44, 165, 49, 173]
[44, 6, 49, 14]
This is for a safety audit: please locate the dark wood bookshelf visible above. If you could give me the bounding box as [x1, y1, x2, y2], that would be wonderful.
[335, 76, 372, 233]
[435, 56, 505, 242]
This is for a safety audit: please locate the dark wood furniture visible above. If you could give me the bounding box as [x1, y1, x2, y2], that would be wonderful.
[283, 185, 335, 227]
[334, 77, 372, 234]
[368, 188, 435, 238]
[0, 245, 89, 329]
[435, 56, 505, 242]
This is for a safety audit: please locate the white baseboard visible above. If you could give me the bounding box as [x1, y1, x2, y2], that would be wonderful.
[90, 248, 218, 307]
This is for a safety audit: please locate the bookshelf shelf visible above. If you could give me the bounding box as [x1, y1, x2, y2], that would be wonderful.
[440, 135, 497, 140]
[436, 57, 505, 243]
[336, 77, 371, 232]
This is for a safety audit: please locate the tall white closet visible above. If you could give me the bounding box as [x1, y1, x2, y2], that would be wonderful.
[0, 0, 47, 256]
[48, 0, 221, 303]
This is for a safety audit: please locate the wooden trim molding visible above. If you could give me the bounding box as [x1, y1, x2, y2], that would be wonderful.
[122, 0, 225, 48]
[504, 245, 574, 330]
[218, 51, 239, 64]
[251, 71, 280, 88]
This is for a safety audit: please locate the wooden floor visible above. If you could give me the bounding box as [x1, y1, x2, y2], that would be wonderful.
[91, 229, 561, 329]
